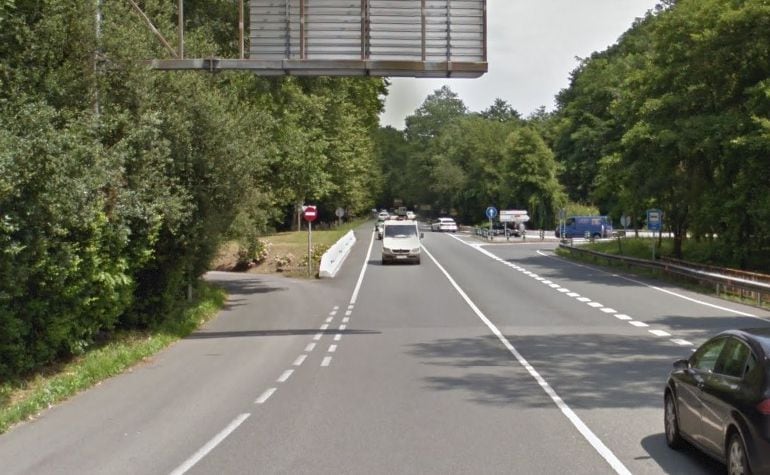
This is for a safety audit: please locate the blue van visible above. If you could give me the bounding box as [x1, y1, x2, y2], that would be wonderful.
[556, 216, 613, 239]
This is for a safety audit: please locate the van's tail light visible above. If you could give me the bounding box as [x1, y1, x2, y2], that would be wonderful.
[757, 399, 770, 415]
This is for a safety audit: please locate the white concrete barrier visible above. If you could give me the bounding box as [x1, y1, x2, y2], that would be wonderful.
[319, 230, 356, 278]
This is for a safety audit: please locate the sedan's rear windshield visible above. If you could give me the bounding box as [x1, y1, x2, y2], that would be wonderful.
[385, 225, 418, 238]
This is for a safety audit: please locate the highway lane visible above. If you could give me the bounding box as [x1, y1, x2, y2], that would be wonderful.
[2, 222, 769, 474]
[424, 231, 770, 474]
[187, 227, 619, 474]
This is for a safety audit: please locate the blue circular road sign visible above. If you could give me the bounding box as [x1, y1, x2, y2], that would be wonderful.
[486, 206, 498, 219]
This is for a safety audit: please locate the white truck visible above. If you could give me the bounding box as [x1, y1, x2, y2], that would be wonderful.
[381, 220, 423, 265]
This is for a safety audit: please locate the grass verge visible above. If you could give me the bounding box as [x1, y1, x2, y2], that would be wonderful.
[213, 219, 368, 276]
[0, 283, 227, 434]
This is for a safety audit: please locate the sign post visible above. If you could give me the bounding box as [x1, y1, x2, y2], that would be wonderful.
[335, 207, 345, 227]
[485, 206, 498, 240]
[500, 210, 530, 240]
[647, 209, 663, 260]
[303, 205, 318, 275]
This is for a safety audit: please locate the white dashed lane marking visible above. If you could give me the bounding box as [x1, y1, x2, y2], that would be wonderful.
[305, 343, 316, 352]
[672, 339, 693, 346]
[342, 317, 350, 323]
[277, 370, 294, 383]
[313, 333, 323, 341]
[447, 234, 702, 352]
[325, 317, 333, 323]
[321, 357, 332, 367]
[328, 345, 337, 353]
[255, 388, 277, 404]
[334, 334, 342, 341]
[293, 355, 307, 366]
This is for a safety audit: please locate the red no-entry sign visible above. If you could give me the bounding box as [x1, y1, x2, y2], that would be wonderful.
[303, 205, 318, 222]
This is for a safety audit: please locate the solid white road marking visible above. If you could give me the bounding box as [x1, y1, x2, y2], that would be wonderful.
[615, 314, 633, 321]
[255, 388, 277, 404]
[277, 370, 294, 383]
[305, 343, 316, 352]
[350, 231, 376, 305]
[169, 413, 251, 475]
[672, 339, 694, 346]
[649, 329, 672, 337]
[421, 244, 632, 475]
[328, 345, 337, 353]
[321, 357, 332, 367]
[629, 321, 649, 328]
[293, 355, 307, 366]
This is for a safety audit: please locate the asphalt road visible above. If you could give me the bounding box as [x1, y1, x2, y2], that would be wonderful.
[2, 222, 769, 474]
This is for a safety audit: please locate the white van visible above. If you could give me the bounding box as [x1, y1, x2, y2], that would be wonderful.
[381, 220, 423, 264]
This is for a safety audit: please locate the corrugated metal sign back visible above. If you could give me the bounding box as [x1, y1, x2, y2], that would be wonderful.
[249, 0, 486, 63]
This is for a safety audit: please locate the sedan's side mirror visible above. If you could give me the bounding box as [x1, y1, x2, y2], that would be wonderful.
[673, 359, 689, 371]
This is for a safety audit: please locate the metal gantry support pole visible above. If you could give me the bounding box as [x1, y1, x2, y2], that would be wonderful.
[95, 0, 102, 118]
[239, 0, 245, 59]
[178, 0, 184, 58]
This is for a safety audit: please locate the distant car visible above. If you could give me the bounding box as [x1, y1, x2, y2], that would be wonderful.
[665, 329, 770, 475]
[406, 211, 416, 220]
[490, 221, 522, 237]
[431, 217, 458, 232]
[381, 220, 422, 264]
[378, 211, 390, 221]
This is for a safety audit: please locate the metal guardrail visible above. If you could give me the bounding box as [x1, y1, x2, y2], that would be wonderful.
[560, 243, 770, 308]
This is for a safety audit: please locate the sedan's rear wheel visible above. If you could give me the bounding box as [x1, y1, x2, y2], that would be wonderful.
[664, 392, 684, 449]
[727, 433, 751, 475]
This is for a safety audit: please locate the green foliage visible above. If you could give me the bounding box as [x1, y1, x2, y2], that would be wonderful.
[376, 91, 566, 225]
[551, 0, 770, 267]
[0, 1, 386, 379]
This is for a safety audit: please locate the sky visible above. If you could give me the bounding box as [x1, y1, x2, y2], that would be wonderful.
[379, 0, 661, 129]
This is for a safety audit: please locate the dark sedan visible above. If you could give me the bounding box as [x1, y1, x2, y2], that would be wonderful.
[665, 329, 770, 475]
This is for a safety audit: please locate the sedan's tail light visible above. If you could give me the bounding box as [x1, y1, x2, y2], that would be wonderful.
[757, 399, 770, 415]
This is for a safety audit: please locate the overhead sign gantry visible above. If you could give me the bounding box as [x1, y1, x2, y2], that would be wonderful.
[146, 0, 487, 78]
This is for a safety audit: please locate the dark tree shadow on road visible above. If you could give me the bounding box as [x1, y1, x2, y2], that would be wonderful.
[407, 332, 687, 410]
